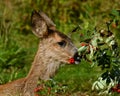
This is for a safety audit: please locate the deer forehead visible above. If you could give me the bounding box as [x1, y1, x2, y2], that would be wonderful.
[53, 31, 71, 42]
[54, 33, 63, 41]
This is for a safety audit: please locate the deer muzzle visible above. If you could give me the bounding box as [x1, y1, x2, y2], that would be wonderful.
[69, 52, 81, 64]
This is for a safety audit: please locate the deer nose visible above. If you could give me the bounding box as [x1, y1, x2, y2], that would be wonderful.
[73, 52, 81, 64]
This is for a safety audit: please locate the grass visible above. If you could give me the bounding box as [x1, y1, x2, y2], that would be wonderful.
[0, 0, 120, 95]
[54, 61, 100, 91]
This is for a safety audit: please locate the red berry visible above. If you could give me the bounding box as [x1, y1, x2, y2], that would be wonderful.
[69, 58, 75, 64]
[34, 85, 44, 92]
[80, 42, 88, 46]
[112, 23, 117, 28]
[34, 88, 39, 92]
[117, 89, 120, 93]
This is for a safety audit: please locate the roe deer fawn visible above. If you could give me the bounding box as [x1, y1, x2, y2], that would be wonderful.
[0, 11, 80, 96]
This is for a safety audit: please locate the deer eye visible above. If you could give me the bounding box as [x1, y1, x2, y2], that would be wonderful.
[57, 40, 66, 47]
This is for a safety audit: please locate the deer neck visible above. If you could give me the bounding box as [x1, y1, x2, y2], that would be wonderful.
[26, 47, 61, 84]
[40, 58, 61, 80]
[23, 45, 61, 94]
[27, 57, 61, 82]
[22, 55, 43, 94]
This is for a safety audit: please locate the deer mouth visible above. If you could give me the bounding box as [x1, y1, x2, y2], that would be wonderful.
[69, 52, 81, 64]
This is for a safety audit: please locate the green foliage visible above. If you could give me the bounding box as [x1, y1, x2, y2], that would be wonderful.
[76, 9, 120, 95]
[0, 0, 120, 95]
[0, 32, 28, 83]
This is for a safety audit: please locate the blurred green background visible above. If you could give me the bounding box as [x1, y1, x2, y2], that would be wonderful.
[0, 0, 120, 95]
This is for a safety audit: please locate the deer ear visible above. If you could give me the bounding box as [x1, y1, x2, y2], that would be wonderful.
[31, 11, 47, 38]
[38, 11, 56, 28]
[31, 11, 56, 38]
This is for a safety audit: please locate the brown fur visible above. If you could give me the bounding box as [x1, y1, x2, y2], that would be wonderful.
[0, 11, 78, 96]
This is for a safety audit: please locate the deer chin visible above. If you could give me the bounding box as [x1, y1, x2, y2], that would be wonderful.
[74, 59, 81, 64]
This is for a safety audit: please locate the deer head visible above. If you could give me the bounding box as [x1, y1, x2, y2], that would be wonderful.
[31, 11, 80, 80]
